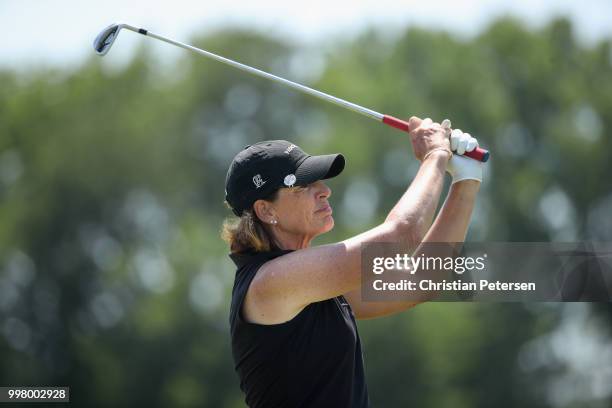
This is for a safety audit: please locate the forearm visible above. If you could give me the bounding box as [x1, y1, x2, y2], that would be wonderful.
[422, 180, 480, 243]
[391, 180, 480, 305]
[385, 152, 449, 245]
[348, 181, 481, 319]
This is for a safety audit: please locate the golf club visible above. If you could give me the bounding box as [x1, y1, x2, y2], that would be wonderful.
[94, 23, 489, 162]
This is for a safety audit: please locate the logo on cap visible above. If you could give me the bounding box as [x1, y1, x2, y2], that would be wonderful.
[252, 174, 266, 189]
[284, 174, 297, 187]
[284, 144, 297, 154]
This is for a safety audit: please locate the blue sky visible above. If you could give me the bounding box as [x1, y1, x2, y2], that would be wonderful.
[1, 0, 611, 69]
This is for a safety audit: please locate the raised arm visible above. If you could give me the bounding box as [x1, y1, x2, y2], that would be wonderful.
[345, 132, 484, 319]
[243, 117, 452, 324]
[346, 179, 480, 319]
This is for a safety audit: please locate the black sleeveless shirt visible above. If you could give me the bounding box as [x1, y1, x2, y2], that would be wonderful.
[229, 249, 370, 408]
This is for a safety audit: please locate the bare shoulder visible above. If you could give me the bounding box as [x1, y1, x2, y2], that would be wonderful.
[242, 221, 400, 325]
[242, 243, 348, 324]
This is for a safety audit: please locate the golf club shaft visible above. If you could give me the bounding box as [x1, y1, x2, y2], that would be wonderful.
[119, 25, 489, 162]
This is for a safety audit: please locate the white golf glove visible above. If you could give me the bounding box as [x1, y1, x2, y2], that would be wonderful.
[447, 128, 482, 184]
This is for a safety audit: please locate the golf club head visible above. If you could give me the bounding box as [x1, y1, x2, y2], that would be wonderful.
[93, 24, 121, 56]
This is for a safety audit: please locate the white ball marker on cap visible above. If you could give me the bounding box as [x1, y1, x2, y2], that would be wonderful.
[284, 174, 297, 187]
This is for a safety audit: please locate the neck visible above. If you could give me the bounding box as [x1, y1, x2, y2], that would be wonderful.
[272, 230, 313, 250]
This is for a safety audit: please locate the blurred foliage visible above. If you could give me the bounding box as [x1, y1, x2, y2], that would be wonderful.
[1, 16, 611, 407]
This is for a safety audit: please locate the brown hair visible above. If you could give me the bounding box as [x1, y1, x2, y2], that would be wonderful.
[221, 189, 281, 254]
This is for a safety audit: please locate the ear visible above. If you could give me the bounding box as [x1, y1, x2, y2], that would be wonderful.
[253, 199, 276, 223]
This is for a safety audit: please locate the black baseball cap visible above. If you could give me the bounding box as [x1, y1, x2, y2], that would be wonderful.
[225, 140, 345, 216]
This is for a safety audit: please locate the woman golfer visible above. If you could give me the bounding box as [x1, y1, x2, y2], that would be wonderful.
[222, 116, 483, 407]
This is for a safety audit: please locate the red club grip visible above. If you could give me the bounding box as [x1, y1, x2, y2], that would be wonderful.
[382, 115, 490, 163]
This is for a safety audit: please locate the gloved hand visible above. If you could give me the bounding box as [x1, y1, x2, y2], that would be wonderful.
[450, 128, 479, 155]
[446, 128, 482, 184]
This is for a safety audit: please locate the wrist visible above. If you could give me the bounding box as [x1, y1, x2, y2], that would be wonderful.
[451, 179, 481, 188]
[450, 174, 482, 185]
[422, 148, 452, 163]
[449, 179, 481, 196]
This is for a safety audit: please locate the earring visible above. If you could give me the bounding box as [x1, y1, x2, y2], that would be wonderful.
[270, 219, 278, 225]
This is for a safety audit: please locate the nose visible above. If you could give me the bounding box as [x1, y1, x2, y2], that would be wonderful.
[316, 181, 331, 199]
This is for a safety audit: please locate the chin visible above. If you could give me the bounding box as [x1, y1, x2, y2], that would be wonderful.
[311, 215, 334, 237]
[322, 215, 335, 232]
